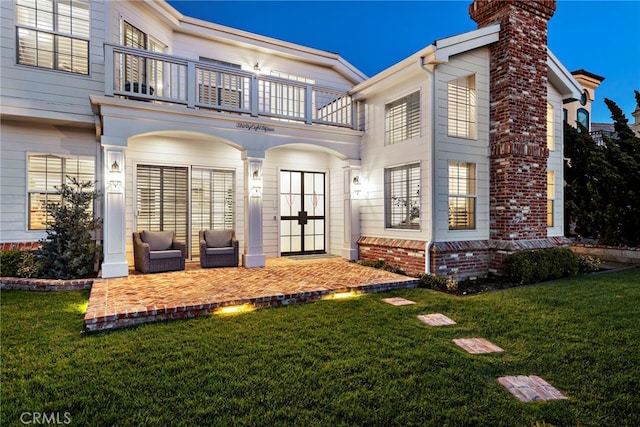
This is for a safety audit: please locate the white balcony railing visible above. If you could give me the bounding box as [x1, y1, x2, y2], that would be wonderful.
[105, 44, 359, 129]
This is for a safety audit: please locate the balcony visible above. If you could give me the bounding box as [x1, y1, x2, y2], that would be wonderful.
[105, 44, 360, 129]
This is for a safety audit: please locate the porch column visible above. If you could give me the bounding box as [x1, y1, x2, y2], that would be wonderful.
[242, 152, 266, 267]
[101, 137, 128, 277]
[342, 161, 361, 260]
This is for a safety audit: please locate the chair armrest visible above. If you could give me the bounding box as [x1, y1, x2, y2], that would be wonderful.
[172, 239, 187, 259]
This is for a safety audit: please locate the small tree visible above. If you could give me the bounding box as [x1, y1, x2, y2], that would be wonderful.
[38, 177, 102, 279]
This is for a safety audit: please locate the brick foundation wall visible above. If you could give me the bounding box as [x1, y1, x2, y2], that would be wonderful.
[431, 241, 491, 280]
[1, 242, 41, 251]
[357, 237, 426, 276]
[571, 243, 640, 265]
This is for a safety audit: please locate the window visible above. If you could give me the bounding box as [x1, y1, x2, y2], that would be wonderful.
[577, 108, 589, 131]
[547, 102, 555, 150]
[121, 21, 164, 96]
[547, 170, 555, 227]
[448, 75, 476, 139]
[385, 163, 420, 229]
[448, 161, 476, 230]
[191, 167, 235, 257]
[385, 91, 421, 145]
[16, 0, 90, 74]
[136, 165, 189, 245]
[27, 154, 95, 230]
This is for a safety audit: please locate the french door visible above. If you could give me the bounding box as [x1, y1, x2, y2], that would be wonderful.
[280, 170, 325, 255]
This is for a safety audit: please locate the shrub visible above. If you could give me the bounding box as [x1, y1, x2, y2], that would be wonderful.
[358, 259, 406, 275]
[504, 248, 580, 285]
[17, 251, 42, 278]
[0, 250, 43, 278]
[418, 274, 458, 292]
[577, 254, 602, 273]
[0, 250, 23, 277]
[38, 177, 102, 280]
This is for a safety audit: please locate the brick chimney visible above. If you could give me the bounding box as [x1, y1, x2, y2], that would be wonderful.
[470, 0, 563, 270]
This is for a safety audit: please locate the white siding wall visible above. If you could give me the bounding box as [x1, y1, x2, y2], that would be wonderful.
[0, 121, 100, 243]
[108, 1, 174, 48]
[359, 70, 433, 241]
[547, 83, 565, 237]
[125, 135, 244, 263]
[433, 48, 491, 242]
[0, 0, 106, 124]
[172, 33, 355, 90]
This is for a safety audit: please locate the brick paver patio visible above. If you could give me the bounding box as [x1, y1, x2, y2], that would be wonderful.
[84, 257, 418, 332]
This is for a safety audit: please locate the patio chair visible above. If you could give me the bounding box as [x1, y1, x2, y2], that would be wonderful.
[132, 231, 186, 273]
[199, 229, 239, 268]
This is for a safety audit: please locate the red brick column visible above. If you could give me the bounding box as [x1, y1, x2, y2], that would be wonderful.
[470, 0, 563, 271]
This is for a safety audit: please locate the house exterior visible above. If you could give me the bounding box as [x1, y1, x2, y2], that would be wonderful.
[564, 69, 605, 132]
[0, 0, 581, 280]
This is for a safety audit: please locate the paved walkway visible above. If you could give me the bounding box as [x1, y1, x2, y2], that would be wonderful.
[84, 257, 418, 332]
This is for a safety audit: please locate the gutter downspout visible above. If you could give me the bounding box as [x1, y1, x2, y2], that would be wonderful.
[420, 55, 440, 275]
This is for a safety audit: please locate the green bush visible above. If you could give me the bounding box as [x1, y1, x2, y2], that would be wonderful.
[418, 274, 458, 292]
[504, 248, 580, 285]
[0, 250, 42, 278]
[577, 254, 602, 273]
[0, 250, 23, 277]
[358, 259, 406, 275]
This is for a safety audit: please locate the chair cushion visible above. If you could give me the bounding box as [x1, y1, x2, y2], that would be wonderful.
[204, 230, 232, 248]
[149, 249, 182, 260]
[205, 247, 236, 256]
[141, 230, 174, 251]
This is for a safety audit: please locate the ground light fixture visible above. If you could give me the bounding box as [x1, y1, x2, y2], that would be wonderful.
[214, 303, 255, 315]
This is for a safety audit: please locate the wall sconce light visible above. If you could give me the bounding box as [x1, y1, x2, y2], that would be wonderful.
[250, 161, 263, 196]
[352, 175, 362, 198]
[107, 151, 124, 193]
[253, 62, 261, 72]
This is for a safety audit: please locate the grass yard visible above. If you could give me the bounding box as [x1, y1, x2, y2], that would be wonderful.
[1, 268, 639, 426]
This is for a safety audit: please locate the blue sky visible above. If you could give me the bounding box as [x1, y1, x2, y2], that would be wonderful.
[167, 1, 640, 124]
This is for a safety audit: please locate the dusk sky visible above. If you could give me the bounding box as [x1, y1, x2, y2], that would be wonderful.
[167, 1, 640, 124]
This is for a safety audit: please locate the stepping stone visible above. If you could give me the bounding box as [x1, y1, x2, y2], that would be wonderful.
[417, 313, 457, 326]
[497, 375, 568, 402]
[382, 297, 416, 306]
[453, 337, 504, 354]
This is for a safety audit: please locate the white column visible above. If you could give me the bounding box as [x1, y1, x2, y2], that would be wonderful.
[242, 153, 266, 267]
[101, 139, 129, 278]
[342, 162, 361, 260]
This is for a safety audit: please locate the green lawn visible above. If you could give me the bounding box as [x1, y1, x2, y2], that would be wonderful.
[2, 268, 639, 426]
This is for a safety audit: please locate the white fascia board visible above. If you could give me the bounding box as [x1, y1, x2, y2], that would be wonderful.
[177, 16, 366, 83]
[433, 24, 500, 62]
[547, 49, 583, 101]
[350, 45, 436, 97]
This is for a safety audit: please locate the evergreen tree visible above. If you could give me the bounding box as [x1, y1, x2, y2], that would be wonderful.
[38, 177, 102, 279]
[564, 93, 640, 246]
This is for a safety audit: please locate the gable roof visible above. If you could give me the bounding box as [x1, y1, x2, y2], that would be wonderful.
[351, 23, 582, 102]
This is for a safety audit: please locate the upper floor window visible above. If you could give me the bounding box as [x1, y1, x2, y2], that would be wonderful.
[27, 154, 95, 230]
[547, 102, 555, 150]
[577, 108, 589, 131]
[16, 0, 90, 74]
[384, 163, 420, 229]
[448, 161, 476, 230]
[385, 91, 421, 145]
[447, 75, 476, 139]
[547, 170, 555, 227]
